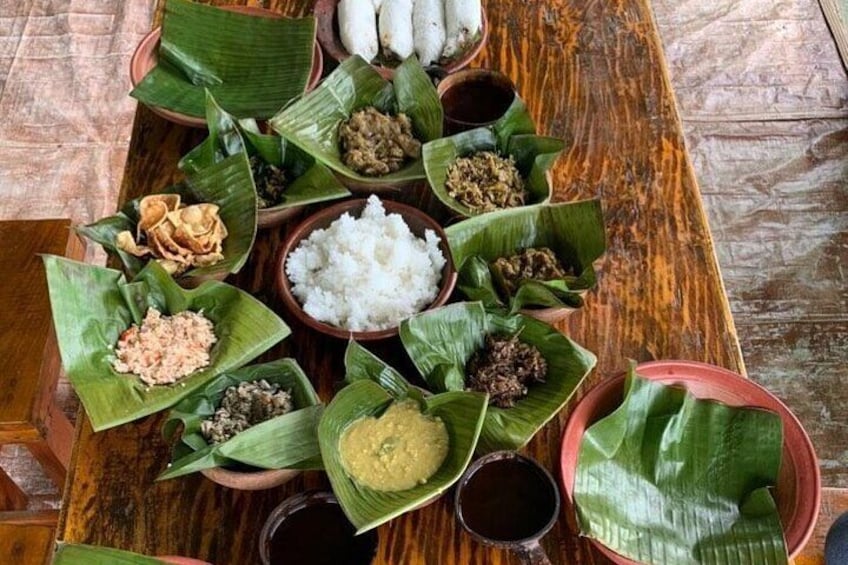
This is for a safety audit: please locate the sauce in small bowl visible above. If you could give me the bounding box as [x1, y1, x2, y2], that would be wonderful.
[260, 491, 378, 565]
[437, 69, 517, 136]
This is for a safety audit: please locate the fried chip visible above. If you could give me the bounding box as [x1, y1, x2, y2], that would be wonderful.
[116, 193, 228, 275]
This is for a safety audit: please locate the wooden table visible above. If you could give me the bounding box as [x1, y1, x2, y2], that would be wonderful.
[57, 0, 745, 563]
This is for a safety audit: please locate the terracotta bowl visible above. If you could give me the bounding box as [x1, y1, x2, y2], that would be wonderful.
[559, 360, 821, 564]
[158, 558, 213, 565]
[334, 171, 423, 196]
[275, 198, 457, 341]
[314, 0, 488, 79]
[258, 201, 308, 230]
[200, 466, 301, 491]
[130, 6, 324, 128]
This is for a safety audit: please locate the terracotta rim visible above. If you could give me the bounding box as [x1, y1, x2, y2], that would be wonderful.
[200, 465, 300, 491]
[275, 198, 458, 341]
[129, 6, 324, 128]
[559, 360, 821, 564]
[314, 0, 488, 79]
[157, 557, 212, 565]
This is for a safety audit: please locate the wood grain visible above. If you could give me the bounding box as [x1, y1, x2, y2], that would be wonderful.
[58, 1, 744, 564]
[0, 520, 55, 565]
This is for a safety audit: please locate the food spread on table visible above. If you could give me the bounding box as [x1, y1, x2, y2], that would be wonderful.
[113, 307, 217, 386]
[41, 1, 817, 563]
[339, 399, 449, 491]
[116, 194, 228, 275]
[285, 195, 445, 331]
[338, 0, 481, 65]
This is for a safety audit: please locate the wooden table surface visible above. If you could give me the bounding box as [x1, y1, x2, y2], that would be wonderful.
[57, 0, 745, 563]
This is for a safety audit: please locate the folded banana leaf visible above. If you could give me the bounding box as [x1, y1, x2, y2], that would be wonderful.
[445, 200, 606, 312]
[159, 359, 323, 480]
[422, 101, 564, 217]
[77, 151, 257, 281]
[398, 302, 596, 452]
[574, 370, 787, 565]
[53, 544, 171, 565]
[179, 91, 349, 214]
[43, 256, 289, 431]
[319, 367, 487, 534]
[131, 0, 316, 119]
[269, 55, 442, 186]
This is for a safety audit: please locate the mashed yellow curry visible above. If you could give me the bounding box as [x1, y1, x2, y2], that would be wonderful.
[339, 400, 449, 492]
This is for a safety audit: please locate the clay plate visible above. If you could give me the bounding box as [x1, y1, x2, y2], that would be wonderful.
[130, 6, 324, 128]
[200, 466, 301, 491]
[314, 0, 488, 79]
[559, 360, 821, 564]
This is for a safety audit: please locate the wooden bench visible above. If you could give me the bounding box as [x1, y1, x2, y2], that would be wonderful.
[0, 219, 83, 513]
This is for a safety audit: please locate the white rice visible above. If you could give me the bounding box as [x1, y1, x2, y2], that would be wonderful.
[285, 195, 446, 331]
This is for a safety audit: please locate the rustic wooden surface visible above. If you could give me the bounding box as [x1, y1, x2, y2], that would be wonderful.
[0, 519, 56, 565]
[57, 0, 750, 564]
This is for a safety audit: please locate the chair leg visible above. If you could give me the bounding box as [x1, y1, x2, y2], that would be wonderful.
[25, 441, 65, 492]
[0, 467, 27, 511]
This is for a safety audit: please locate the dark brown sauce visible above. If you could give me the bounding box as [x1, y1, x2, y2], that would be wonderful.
[267, 502, 377, 565]
[458, 458, 557, 542]
[441, 81, 515, 130]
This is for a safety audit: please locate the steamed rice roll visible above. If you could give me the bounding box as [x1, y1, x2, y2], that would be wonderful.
[413, 0, 446, 65]
[379, 0, 414, 60]
[443, 0, 482, 59]
[339, 0, 379, 62]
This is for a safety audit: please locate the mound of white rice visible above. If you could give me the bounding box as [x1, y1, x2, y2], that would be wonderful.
[285, 195, 446, 331]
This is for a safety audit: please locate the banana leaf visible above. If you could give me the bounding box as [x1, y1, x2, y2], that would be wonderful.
[269, 55, 443, 186]
[158, 359, 323, 480]
[76, 151, 257, 281]
[399, 302, 596, 452]
[319, 378, 487, 534]
[422, 116, 564, 217]
[53, 544, 170, 565]
[43, 256, 290, 432]
[445, 200, 606, 312]
[574, 370, 787, 565]
[179, 91, 349, 214]
[130, 0, 316, 119]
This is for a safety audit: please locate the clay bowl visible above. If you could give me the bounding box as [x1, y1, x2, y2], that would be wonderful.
[258, 202, 306, 230]
[200, 465, 300, 491]
[559, 360, 821, 564]
[130, 5, 324, 128]
[275, 198, 457, 341]
[158, 558, 213, 565]
[314, 0, 488, 79]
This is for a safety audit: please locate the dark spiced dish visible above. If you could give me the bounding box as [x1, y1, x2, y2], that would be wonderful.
[338, 106, 422, 176]
[445, 151, 526, 213]
[466, 334, 547, 408]
[491, 247, 572, 294]
[249, 155, 290, 209]
[201, 380, 294, 444]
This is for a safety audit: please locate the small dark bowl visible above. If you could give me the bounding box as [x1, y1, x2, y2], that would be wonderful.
[314, 0, 488, 80]
[559, 360, 821, 564]
[130, 6, 324, 128]
[275, 198, 457, 341]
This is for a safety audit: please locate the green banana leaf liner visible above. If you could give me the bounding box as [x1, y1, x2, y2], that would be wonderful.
[159, 359, 323, 480]
[76, 151, 257, 282]
[422, 104, 565, 218]
[399, 302, 596, 453]
[53, 543, 174, 565]
[269, 55, 443, 187]
[130, 0, 316, 119]
[319, 342, 488, 534]
[179, 91, 350, 222]
[445, 199, 606, 313]
[574, 368, 787, 564]
[43, 256, 290, 432]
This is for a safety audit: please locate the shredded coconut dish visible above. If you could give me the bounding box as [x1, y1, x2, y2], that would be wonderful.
[285, 195, 446, 331]
[112, 307, 217, 386]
